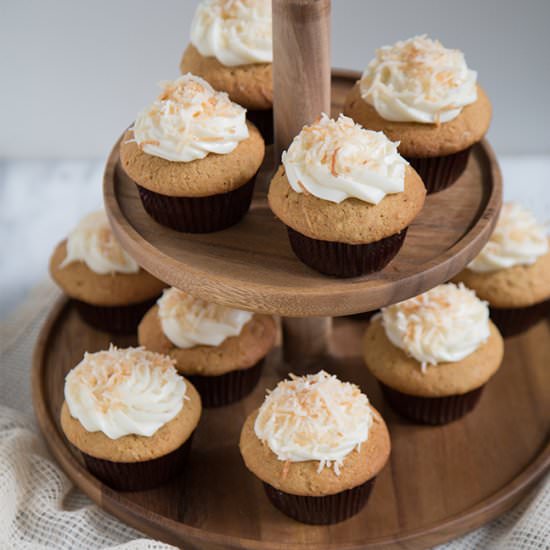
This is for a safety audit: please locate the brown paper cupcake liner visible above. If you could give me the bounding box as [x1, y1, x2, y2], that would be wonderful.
[187, 359, 264, 408]
[74, 297, 158, 334]
[490, 299, 550, 338]
[81, 434, 194, 491]
[263, 477, 375, 525]
[286, 226, 408, 278]
[136, 176, 255, 233]
[406, 146, 472, 194]
[247, 109, 274, 145]
[380, 383, 484, 425]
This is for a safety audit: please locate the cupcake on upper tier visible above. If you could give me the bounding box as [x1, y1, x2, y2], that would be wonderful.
[363, 283, 504, 425]
[49, 210, 165, 333]
[60, 346, 201, 491]
[180, 0, 273, 143]
[138, 287, 277, 407]
[453, 202, 550, 337]
[239, 371, 390, 525]
[268, 113, 426, 277]
[119, 74, 265, 233]
[344, 35, 492, 193]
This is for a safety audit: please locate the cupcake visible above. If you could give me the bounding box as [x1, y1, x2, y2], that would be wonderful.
[49, 210, 166, 333]
[268, 114, 426, 277]
[344, 35, 492, 193]
[180, 0, 273, 143]
[364, 283, 504, 425]
[239, 371, 390, 524]
[119, 74, 265, 233]
[138, 287, 276, 407]
[60, 346, 201, 491]
[453, 203, 550, 337]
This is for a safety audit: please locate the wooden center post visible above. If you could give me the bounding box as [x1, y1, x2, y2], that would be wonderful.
[272, 0, 333, 365]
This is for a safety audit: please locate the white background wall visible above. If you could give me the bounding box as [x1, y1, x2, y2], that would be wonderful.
[1, 0, 550, 158]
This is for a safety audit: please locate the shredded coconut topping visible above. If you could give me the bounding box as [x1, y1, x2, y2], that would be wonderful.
[282, 113, 407, 205]
[65, 345, 187, 439]
[254, 371, 373, 475]
[381, 283, 490, 371]
[157, 287, 253, 349]
[60, 210, 139, 275]
[360, 35, 478, 124]
[468, 202, 549, 273]
[133, 74, 248, 162]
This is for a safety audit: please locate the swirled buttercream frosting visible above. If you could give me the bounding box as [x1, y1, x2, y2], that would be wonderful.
[254, 371, 373, 475]
[360, 35, 478, 124]
[281, 113, 408, 205]
[381, 283, 490, 370]
[468, 202, 548, 273]
[65, 346, 187, 439]
[60, 210, 139, 275]
[133, 74, 248, 162]
[191, 0, 272, 66]
[157, 287, 253, 349]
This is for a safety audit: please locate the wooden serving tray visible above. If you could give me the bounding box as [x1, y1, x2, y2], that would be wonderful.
[33, 298, 550, 550]
[104, 70, 502, 318]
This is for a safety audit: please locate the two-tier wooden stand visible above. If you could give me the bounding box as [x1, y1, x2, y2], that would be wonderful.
[32, 1, 549, 548]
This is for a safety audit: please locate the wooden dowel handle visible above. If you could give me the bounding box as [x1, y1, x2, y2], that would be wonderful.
[272, 0, 332, 157]
[282, 317, 333, 366]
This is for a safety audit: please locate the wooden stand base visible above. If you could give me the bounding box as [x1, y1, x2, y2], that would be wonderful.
[33, 299, 550, 550]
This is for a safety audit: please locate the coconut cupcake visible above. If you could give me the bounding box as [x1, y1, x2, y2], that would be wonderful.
[453, 203, 550, 337]
[268, 113, 426, 277]
[119, 74, 265, 233]
[49, 210, 165, 333]
[364, 283, 504, 425]
[344, 35, 492, 193]
[60, 346, 201, 491]
[138, 287, 276, 407]
[239, 371, 390, 524]
[180, 0, 273, 143]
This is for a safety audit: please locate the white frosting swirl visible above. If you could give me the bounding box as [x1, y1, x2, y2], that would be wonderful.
[281, 113, 408, 205]
[65, 346, 187, 439]
[191, 0, 272, 66]
[254, 371, 373, 475]
[381, 283, 490, 370]
[157, 287, 253, 349]
[60, 211, 139, 275]
[468, 203, 549, 273]
[360, 35, 478, 124]
[133, 74, 249, 162]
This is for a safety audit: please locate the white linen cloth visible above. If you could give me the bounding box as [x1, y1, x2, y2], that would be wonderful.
[0, 282, 548, 549]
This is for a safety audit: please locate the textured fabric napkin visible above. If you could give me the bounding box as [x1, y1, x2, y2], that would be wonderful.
[0, 282, 548, 549]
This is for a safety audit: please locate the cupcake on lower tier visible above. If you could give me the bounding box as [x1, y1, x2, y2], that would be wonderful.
[119, 74, 265, 233]
[60, 346, 201, 491]
[453, 202, 550, 337]
[268, 114, 426, 277]
[180, 0, 273, 143]
[240, 371, 390, 524]
[138, 287, 276, 407]
[49, 210, 165, 333]
[364, 283, 504, 425]
[344, 35, 492, 193]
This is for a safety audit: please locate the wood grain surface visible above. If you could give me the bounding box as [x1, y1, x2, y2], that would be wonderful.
[103, 71, 502, 318]
[33, 298, 550, 550]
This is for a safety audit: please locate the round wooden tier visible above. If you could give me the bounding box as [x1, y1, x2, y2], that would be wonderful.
[33, 299, 550, 550]
[104, 70, 502, 318]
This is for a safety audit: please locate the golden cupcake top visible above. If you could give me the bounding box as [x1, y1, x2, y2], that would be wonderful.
[360, 35, 478, 124]
[254, 371, 373, 475]
[132, 74, 249, 163]
[64, 345, 188, 439]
